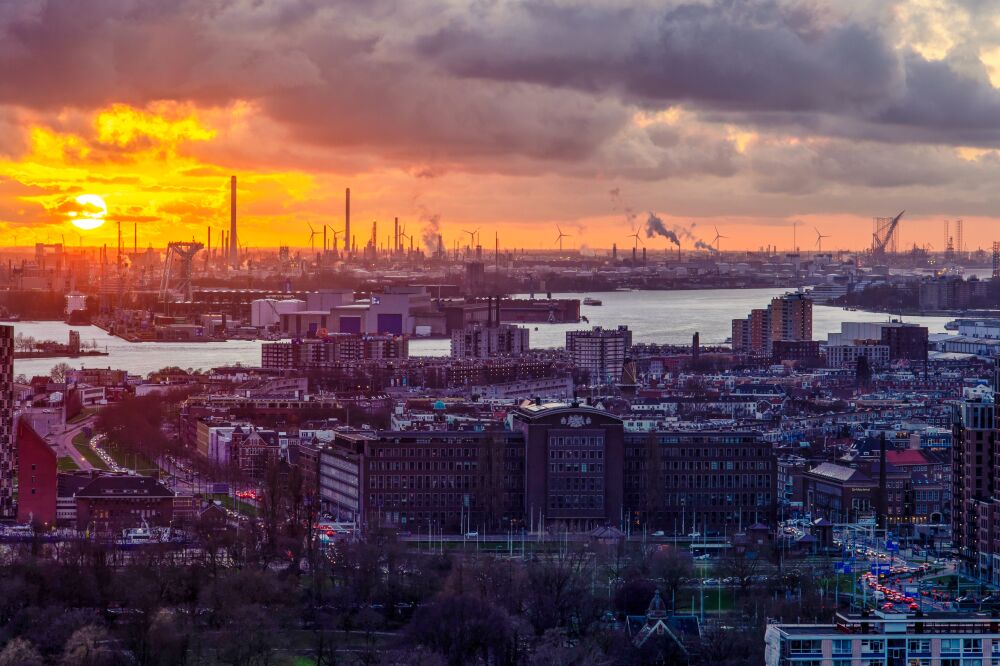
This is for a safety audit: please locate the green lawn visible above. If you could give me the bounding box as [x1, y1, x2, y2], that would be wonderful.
[103, 443, 158, 475]
[72, 432, 109, 470]
[675, 587, 736, 613]
[209, 493, 259, 517]
[66, 408, 97, 425]
[57, 456, 79, 471]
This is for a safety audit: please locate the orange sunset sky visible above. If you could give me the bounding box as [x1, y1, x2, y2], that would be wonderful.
[3, 1, 1000, 253]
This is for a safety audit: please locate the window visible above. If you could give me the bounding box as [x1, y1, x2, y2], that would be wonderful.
[789, 640, 821, 655]
[941, 640, 961, 654]
[862, 640, 885, 654]
[834, 660, 852, 666]
[964, 640, 983, 654]
[834, 640, 853, 655]
[908, 641, 930, 654]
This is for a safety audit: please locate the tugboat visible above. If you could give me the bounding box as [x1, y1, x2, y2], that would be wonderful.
[583, 297, 603, 306]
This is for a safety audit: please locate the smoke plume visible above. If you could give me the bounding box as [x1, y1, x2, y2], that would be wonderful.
[644, 212, 680, 246]
[420, 210, 441, 253]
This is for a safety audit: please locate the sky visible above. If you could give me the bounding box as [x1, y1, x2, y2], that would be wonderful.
[2, 0, 1000, 253]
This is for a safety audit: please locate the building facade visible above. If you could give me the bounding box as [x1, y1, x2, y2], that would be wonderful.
[566, 326, 632, 384]
[765, 611, 1000, 666]
[0, 326, 12, 518]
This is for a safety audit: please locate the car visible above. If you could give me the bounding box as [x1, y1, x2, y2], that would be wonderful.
[464, 531, 479, 538]
[881, 603, 894, 611]
[652, 530, 665, 537]
[694, 554, 711, 560]
[688, 532, 702, 538]
[909, 603, 920, 611]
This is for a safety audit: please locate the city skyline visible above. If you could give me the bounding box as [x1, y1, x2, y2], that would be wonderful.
[3, 1, 1000, 251]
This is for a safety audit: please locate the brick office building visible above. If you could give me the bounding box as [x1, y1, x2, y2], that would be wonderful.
[75, 475, 174, 534]
[316, 403, 776, 535]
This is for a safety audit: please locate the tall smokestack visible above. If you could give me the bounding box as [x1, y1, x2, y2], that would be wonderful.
[344, 188, 351, 253]
[394, 217, 399, 253]
[133, 223, 137, 255]
[229, 176, 238, 267]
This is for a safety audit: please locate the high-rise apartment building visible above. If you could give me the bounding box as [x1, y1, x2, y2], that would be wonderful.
[0, 326, 12, 518]
[566, 326, 632, 384]
[731, 294, 811, 356]
[952, 382, 997, 582]
[451, 322, 529, 358]
[769, 291, 812, 347]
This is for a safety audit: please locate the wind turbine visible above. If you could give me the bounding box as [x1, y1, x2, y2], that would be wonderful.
[814, 227, 830, 253]
[462, 228, 480, 249]
[555, 225, 570, 252]
[713, 226, 728, 252]
[627, 228, 643, 251]
[307, 223, 321, 253]
[326, 225, 343, 251]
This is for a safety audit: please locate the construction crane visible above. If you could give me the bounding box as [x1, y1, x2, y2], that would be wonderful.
[872, 210, 904, 258]
[159, 241, 203, 302]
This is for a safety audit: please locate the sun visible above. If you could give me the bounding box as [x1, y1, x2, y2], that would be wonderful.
[70, 194, 108, 230]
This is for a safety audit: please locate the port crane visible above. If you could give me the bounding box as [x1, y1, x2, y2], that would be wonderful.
[872, 210, 904, 259]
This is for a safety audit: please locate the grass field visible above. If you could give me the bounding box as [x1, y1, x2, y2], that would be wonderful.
[72, 432, 109, 470]
[57, 456, 79, 471]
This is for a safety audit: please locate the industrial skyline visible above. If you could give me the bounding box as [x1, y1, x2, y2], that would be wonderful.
[2, 2, 1000, 250]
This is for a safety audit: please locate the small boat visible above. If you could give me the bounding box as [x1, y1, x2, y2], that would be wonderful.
[583, 297, 603, 306]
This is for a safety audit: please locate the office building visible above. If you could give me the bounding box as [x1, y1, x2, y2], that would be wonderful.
[317, 403, 774, 535]
[566, 326, 632, 385]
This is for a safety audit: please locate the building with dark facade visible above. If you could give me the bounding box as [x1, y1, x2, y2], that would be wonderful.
[16, 419, 57, 526]
[315, 403, 776, 535]
[951, 383, 998, 582]
[75, 475, 174, 534]
[0, 325, 12, 518]
[623, 430, 776, 535]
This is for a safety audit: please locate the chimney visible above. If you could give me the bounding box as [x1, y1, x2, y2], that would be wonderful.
[642, 247, 647, 264]
[394, 217, 399, 253]
[229, 176, 238, 267]
[344, 187, 351, 253]
[487, 296, 494, 327]
[692, 332, 700, 360]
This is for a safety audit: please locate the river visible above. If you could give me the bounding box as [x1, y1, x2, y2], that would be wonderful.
[10, 287, 955, 377]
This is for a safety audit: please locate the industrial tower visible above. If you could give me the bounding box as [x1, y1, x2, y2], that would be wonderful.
[160, 241, 204, 302]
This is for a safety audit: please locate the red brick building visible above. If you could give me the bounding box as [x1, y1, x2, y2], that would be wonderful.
[75, 475, 174, 534]
[16, 419, 57, 526]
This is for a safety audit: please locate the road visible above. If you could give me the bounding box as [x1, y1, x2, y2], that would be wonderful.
[53, 415, 97, 471]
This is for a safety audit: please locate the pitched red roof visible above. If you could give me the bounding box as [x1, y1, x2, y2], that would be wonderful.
[885, 449, 930, 466]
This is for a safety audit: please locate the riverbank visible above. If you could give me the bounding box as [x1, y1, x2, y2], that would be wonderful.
[14, 350, 109, 360]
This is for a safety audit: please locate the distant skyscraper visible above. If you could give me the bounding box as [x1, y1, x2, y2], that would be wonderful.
[0, 326, 13, 518]
[229, 175, 238, 267]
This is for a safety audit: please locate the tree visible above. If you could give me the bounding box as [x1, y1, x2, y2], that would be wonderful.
[60, 625, 118, 666]
[648, 547, 694, 602]
[407, 594, 515, 666]
[0, 638, 44, 666]
[50, 362, 72, 383]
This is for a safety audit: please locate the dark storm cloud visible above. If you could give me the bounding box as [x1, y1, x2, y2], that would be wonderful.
[417, 0, 1000, 146]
